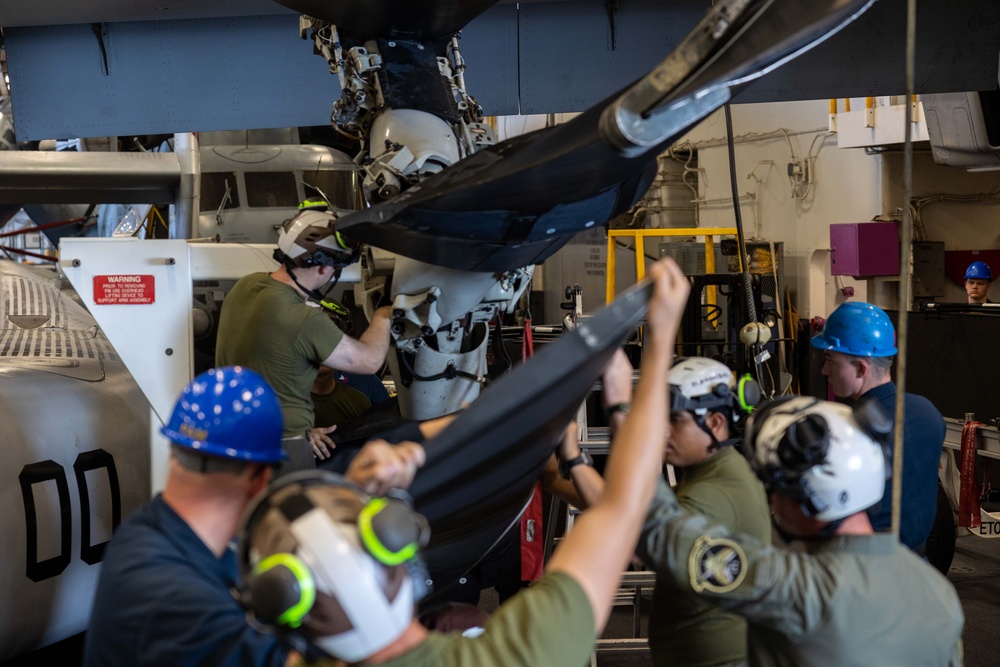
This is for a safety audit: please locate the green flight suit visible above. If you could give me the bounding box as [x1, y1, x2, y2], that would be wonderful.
[647, 446, 771, 667]
[638, 480, 965, 667]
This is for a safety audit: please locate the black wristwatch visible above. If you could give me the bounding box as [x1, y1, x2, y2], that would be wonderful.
[559, 450, 594, 479]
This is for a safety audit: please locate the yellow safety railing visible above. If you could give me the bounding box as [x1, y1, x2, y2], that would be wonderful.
[606, 227, 739, 305]
[131, 206, 169, 239]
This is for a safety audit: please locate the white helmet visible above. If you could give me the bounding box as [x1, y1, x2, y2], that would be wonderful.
[238, 472, 429, 663]
[745, 397, 890, 522]
[275, 209, 357, 269]
[669, 357, 759, 423]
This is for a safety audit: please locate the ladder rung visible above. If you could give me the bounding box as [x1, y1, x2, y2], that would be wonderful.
[620, 571, 657, 586]
[595, 638, 649, 654]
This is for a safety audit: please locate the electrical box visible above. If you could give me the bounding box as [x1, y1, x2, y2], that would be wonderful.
[830, 222, 900, 277]
[657, 241, 726, 274]
[912, 241, 945, 298]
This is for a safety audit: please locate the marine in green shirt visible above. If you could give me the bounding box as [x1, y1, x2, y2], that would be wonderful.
[235, 258, 693, 667]
[311, 367, 373, 431]
[638, 396, 964, 667]
[215, 208, 392, 471]
[578, 356, 769, 667]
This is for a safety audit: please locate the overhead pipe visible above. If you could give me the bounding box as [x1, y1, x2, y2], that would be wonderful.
[0, 216, 88, 239]
[173, 133, 200, 239]
[0, 246, 56, 262]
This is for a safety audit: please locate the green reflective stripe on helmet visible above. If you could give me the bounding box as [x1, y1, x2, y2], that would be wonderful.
[299, 199, 329, 210]
[254, 553, 315, 628]
[738, 374, 756, 413]
[335, 230, 349, 250]
[358, 497, 418, 566]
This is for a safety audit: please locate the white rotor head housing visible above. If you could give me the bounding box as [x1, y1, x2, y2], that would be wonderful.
[368, 109, 461, 174]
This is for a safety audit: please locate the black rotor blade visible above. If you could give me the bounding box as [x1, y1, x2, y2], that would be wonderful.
[337, 93, 665, 272]
[409, 276, 655, 577]
[336, 0, 876, 272]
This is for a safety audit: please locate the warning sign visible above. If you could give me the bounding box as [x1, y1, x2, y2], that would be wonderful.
[93, 275, 155, 305]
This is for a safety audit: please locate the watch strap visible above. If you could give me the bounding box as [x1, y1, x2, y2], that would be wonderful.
[559, 450, 593, 479]
[602, 402, 631, 420]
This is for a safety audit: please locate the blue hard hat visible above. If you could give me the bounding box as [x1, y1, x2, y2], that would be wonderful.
[965, 261, 992, 281]
[161, 366, 286, 463]
[810, 302, 897, 357]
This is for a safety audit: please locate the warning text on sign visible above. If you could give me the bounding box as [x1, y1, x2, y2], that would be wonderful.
[93, 274, 155, 305]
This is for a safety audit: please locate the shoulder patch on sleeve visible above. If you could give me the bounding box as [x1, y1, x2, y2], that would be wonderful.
[688, 535, 747, 594]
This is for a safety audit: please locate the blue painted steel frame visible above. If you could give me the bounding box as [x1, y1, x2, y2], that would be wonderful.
[5, 1, 999, 140]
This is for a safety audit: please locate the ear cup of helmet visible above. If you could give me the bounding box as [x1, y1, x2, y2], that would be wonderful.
[736, 374, 761, 414]
[242, 553, 316, 629]
[755, 396, 829, 474]
[359, 495, 430, 566]
[238, 470, 430, 633]
[779, 413, 830, 472]
[745, 396, 826, 487]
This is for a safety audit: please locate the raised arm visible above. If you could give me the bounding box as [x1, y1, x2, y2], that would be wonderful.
[542, 350, 636, 509]
[601, 349, 635, 438]
[321, 306, 393, 374]
[541, 422, 604, 510]
[546, 257, 689, 632]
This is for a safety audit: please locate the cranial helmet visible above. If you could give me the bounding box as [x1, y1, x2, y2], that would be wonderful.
[160, 366, 286, 463]
[745, 396, 890, 522]
[669, 357, 760, 421]
[238, 471, 430, 663]
[809, 302, 897, 358]
[275, 209, 357, 270]
[965, 260, 992, 281]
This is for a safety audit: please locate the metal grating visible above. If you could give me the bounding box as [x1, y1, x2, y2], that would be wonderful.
[0, 274, 119, 360]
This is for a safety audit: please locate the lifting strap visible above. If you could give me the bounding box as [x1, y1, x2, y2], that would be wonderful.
[519, 316, 545, 582]
[959, 421, 982, 528]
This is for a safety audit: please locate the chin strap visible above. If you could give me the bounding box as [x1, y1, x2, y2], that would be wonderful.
[696, 414, 740, 453]
[287, 262, 343, 306]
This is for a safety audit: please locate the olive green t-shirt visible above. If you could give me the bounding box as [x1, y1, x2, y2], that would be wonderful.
[312, 380, 372, 428]
[215, 273, 344, 437]
[647, 445, 771, 667]
[306, 572, 595, 667]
